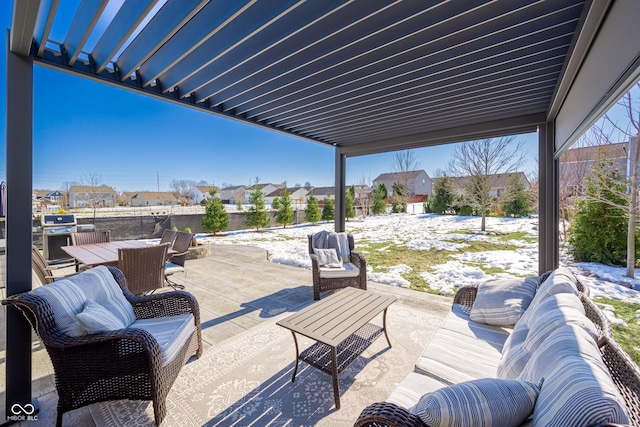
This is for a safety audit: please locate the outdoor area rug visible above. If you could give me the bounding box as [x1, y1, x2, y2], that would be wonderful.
[90, 303, 445, 427]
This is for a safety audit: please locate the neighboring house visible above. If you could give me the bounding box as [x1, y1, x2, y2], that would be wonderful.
[219, 185, 246, 204]
[265, 187, 310, 208]
[119, 191, 138, 206]
[432, 172, 531, 198]
[244, 183, 281, 203]
[373, 170, 432, 197]
[560, 140, 633, 198]
[352, 185, 373, 206]
[190, 186, 221, 205]
[33, 190, 65, 211]
[308, 186, 335, 202]
[69, 185, 117, 208]
[130, 192, 181, 207]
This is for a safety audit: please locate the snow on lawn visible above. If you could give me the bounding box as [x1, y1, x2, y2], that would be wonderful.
[198, 213, 640, 305]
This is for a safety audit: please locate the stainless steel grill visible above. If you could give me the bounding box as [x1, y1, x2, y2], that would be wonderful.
[41, 214, 76, 261]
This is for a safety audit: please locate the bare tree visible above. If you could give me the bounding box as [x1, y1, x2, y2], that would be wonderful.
[594, 83, 640, 278]
[169, 179, 196, 204]
[81, 172, 106, 219]
[448, 137, 526, 231]
[60, 180, 78, 208]
[391, 150, 420, 212]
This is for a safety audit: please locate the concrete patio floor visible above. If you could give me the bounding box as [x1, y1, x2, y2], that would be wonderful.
[0, 244, 453, 426]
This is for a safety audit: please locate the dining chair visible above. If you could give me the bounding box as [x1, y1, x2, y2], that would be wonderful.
[32, 245, 77, 285]
[118, 243, 169, 295]
[70, 230, 111, 271]
[160, 229, 178, 261]
[165, 231, 192, 290]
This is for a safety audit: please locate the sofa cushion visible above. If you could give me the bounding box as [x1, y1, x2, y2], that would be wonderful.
[519, 325, 630, 426]
[76, 300, 127, 334]
[470, 276, 538, 326]
[30, 266, 136, 337]
[389, 372, 448, 411]
[314, 248, 342, 268]
[415, 328, 505, 384]
[319, 262, 359, 279]
[442, 305, 511, 346]
[523, 293, 598, 353]
[130, 313, 195, 366]
[415, 378, 540, 427]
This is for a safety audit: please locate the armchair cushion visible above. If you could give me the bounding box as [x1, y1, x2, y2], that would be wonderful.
[314, 248, 343, 268]
[319, 262, 360, 279]
[30, 266, 136, 337]
[415, 378, 540, 427]
[77, 300, 127, 334]
[130, 313, 195, 366]
[469, 276, 538, 326]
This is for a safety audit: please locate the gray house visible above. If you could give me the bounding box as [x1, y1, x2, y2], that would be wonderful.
[373, 170, 432, 198]
[69, 185, 117, 208]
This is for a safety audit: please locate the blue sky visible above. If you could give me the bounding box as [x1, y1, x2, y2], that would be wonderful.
[0, 3, 634, 193]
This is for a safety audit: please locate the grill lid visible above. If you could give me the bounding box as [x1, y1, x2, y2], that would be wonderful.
[41, 214, 76, 226]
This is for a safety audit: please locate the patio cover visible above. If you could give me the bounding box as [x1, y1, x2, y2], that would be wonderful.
[5, 0, 640, 418]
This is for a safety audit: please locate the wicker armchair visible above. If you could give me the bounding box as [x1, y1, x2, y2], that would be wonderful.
[308, 233, 366, 300]
[118, 243, 169, 295]
[1, 266, 202, 427]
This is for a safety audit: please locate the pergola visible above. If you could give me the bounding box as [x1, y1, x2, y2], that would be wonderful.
[6, 0, 640, 417]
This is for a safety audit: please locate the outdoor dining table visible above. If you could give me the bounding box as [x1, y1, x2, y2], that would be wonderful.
[61, 240, 175, 268]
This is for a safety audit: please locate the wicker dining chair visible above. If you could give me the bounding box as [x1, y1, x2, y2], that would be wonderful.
[165, 231, 192, 290]
[70, 230, 111, 271]
[31, 245, 76, 285]
[118, 243, 169, 295]
[160, 229, 178, 261]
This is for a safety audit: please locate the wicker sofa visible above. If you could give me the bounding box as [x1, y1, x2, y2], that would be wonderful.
[2, 265, 202, 427]
[355, 268, 640, 427]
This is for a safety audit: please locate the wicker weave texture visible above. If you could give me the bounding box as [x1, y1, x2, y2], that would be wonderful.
[118, 243, 169, 295]
[308, 234, 367, 300]
[2, 265, 202, 427]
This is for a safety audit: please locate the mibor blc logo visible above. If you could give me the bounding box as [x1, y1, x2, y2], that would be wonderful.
[7, 403, 38, 422]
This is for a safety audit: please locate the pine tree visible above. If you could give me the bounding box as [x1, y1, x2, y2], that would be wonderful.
[305, 193, 321, 224]
[345, 186, 355, 219]
[276, 186, 294, 228]
[569, 161, 638, 266]
[244, 178, 270, 231]
[391, 182, 406, 213]
[321, 196, 335, 221]
[501, 174, 531, 217]
[430, 175, 456, 214]
[372, 184, 387, 215]
[271, 196, 280, 211]
[201, 190, 229, 236]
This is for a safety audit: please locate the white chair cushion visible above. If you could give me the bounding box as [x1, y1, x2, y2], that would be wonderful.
[318, 262, 359, 279]
[130, 313, 195, 366]
[314, 248, 342, 268]
[388, 372, 447, 411]
[76, 300, 127, 334]
[165, 262, 185, 275]
[30, 266, 136, 337]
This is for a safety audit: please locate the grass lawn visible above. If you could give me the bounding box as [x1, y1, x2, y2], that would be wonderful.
[594, 297, 640, 365]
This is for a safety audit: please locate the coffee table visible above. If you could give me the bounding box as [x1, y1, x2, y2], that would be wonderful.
[276, 287, 396, 409]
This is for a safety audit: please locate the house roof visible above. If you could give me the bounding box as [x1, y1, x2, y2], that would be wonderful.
[432, 172, 529, 189]
[267, 187, 310, 197]
[309, 187, 335, 196]
[221, 185, 245, 191]
[373, 170, 427, 183]
[132, 192, 180, 201]
[561, 142, 629, 163]
[195, 185, 220, 194]
[70, 185, 115, 193]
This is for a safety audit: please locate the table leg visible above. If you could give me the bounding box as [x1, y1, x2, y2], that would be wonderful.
[383, 307, 392, 348]
[331, 346, 340, 409]
[291, 331, 300, 383]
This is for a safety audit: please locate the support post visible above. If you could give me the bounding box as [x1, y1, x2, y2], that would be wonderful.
[5, 38, 35, 420]
[335, 148, 346, 232]
[538, 121, 559, 273]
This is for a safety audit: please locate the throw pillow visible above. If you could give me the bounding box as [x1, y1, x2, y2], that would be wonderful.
[77, 300, 127, 334]
[470, 276, 538, 326]
[314, 248, 343, 268]
[415, 378, 540, 427]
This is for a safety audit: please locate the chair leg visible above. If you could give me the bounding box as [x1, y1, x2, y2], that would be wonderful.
[165, 277, 185, 290]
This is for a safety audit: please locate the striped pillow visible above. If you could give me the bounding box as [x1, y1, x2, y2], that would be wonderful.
[416, 378, 540, 427]
[470, 277, 538, 326]
[77, 300, 127, 334]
